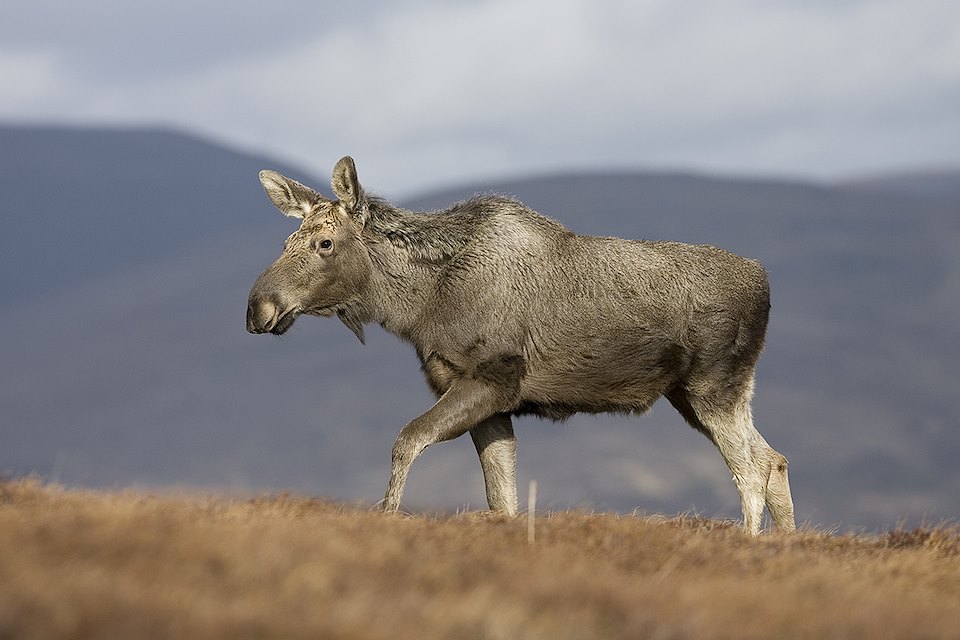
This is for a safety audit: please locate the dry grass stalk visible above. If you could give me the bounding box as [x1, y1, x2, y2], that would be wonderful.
[528, 479, 537, 546]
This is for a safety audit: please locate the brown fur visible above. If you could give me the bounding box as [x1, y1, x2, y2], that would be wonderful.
[247, 158, 795, 533]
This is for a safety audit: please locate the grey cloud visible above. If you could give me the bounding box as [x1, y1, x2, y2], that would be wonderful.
[1, 0, 958, 195]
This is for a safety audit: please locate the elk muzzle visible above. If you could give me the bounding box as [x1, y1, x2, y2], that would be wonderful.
[246, 295, 276, 334]
[247, 292, 300, 335]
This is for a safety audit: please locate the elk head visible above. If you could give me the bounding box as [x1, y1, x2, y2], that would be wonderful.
[246, 156, 372, 341]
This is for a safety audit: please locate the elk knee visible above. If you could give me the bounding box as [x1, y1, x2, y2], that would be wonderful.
[391, 428, 428, 465]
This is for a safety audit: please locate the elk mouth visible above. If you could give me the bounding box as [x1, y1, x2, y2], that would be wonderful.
[269, 306, 300, 335]
[247, 298, 339, 335]
[268, 303, 339, 334]
[246, 299, 301, 335]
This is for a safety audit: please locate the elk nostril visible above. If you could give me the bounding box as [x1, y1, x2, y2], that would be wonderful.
[247, 298, 279, 333]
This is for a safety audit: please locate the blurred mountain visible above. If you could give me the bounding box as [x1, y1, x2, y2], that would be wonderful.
[0, 126, 312, 303]
[839, 169, 960, 201]
[1, 125, 957, 532]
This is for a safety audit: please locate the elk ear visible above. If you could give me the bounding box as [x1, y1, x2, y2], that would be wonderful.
[258, 170, 326, 219]
[331, 156, 364, 215]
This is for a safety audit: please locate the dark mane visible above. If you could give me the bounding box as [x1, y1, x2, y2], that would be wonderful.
[364, 194, 518, 263]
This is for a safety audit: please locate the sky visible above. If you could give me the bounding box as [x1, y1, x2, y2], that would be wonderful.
[2, 0, 959, 196]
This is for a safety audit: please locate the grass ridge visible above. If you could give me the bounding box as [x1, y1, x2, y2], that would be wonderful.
[1, 478, 958, 639]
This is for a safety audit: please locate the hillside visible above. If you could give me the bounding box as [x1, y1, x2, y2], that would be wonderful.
[1, 480, 958, 640]
[839, 168, 960, 201]
[0, 126, 312, 304]
[1, 125, 958, 532]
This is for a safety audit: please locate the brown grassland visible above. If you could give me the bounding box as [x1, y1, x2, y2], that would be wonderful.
[1, 479, 958, 639]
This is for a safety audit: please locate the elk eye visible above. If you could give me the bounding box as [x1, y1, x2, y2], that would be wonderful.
[319, 239, 333, 251]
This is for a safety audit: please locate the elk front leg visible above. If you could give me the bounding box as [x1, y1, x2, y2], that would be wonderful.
[470, 414, 518, 515]
[382, 379, 509, 513]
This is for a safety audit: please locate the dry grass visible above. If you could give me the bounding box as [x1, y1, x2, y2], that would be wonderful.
[1, 478, 958, 639]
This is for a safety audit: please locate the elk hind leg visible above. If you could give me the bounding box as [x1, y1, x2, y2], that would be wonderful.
[671, 386, 794, 534]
